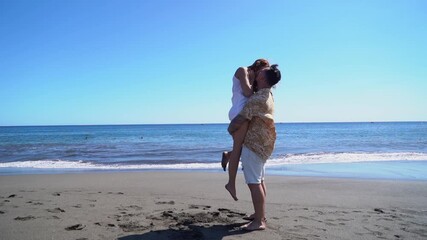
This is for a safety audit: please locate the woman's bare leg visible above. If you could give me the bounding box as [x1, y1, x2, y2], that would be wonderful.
[225, 121, 248, 201]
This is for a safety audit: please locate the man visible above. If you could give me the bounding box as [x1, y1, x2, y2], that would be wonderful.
[228, 64, 281, 231]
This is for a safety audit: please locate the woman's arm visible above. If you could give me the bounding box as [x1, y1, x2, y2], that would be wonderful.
[235, 67, 253, 97]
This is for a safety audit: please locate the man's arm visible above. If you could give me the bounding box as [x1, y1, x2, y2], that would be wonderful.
[228, 114, 249, 135]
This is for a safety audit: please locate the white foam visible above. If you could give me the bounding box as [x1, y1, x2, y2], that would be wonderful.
[0, 152, 426, 170]
[0, 160, 220, 170]
[268, 152, 427, 166]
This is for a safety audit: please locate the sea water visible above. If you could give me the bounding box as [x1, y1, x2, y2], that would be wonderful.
[0, 122, 426, 180]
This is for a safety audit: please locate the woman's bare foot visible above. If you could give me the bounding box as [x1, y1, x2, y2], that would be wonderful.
[225, 183, 238, 201]
[242, 219, 266, 231]
[221, 151, 229, 171]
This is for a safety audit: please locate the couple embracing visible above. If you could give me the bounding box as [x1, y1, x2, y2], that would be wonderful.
[222, 59, 281, 231]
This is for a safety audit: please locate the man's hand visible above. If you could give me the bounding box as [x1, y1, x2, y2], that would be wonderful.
[228, 114, 248, 135]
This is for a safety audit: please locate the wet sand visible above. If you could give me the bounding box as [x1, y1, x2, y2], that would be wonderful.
[0, 172, 427, 239]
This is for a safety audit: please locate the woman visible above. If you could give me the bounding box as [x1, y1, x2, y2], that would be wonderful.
[223, 59, 270, 201]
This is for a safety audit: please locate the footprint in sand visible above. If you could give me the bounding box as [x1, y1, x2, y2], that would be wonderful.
[374, 208, 385, 214]
[156, 201, 175, 205]
[336, 218, 352, 222]
[128, 205, 143, 210]
[94, 222, 116, 227]
[294, 225, 309, 230]
[217, 208, 246, 218]
[28, 201, 43, 206]
[189, 204, 211, 210]
[47, 207, 66, 213]
[65, 224, 85, 231]
[14, 215, 36, 221]
[107, 192, 124, 195]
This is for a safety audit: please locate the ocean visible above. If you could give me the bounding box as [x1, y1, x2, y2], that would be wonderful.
[1, 122, 426, 180]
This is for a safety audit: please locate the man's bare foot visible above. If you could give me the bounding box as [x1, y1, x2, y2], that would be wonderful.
[221, 151, 229, 171]
[243, 213, 256, 221]
[225, 183, 238, 201]
[243, 214, 268, 222]
[242, 219, 266, 231]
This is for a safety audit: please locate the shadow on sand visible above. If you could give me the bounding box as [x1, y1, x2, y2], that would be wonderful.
[117, 222, 249, 240]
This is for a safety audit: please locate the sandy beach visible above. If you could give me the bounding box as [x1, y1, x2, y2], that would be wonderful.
[0, 172, 426, 240]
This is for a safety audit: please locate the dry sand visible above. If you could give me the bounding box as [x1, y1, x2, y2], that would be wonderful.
[0, 172, 427, 240]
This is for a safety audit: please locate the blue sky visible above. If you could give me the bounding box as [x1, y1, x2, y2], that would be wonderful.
[0, 0, 426, 125]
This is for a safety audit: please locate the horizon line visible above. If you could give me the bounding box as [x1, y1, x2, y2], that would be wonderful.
[1, 120, 426, 127]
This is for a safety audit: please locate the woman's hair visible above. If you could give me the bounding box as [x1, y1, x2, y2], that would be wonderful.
[248, 58, 270, 72]
[265, 64, 281, 87]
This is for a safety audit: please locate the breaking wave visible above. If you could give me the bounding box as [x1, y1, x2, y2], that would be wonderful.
[1, 152, 427, 170]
